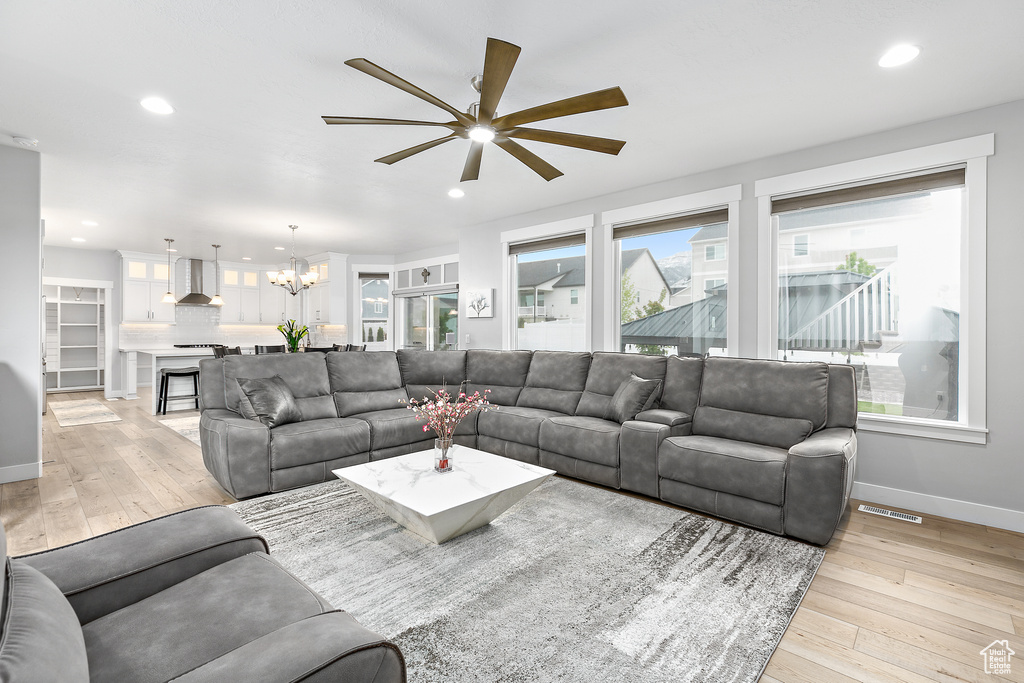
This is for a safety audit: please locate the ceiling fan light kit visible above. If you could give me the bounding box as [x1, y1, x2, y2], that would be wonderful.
[323, 37, 628, 182]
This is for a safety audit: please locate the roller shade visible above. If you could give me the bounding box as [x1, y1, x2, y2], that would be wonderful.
[771, 167, 966, 214]
[612, 208, 729, 240]
[358, 272, 390, 280]
[392, 283, 458, 298]
[508, 232, 586, 256]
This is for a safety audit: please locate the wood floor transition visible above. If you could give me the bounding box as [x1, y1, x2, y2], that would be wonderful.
[4, 390, 1022, 682]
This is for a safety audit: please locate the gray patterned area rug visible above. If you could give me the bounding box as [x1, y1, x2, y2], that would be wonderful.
[231, 477, 823, 683]
[158, 416, 201, 446]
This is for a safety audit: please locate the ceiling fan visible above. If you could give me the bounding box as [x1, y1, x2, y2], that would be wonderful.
[322, 37, 628, 182]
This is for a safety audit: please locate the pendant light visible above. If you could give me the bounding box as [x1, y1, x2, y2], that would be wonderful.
[265, 225, 319, 295]
[209, 244, 224, 306]
[160, 239, 176, 303]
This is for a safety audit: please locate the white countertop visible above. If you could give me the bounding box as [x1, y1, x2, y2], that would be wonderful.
[121, 348, 217, 357]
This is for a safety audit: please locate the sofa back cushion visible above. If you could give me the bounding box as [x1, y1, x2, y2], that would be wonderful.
[397, 350, 467, 403]
[465, 350, 533, 406]
[516, 351, 592, 414]
[826, 364, 858, 429]
[658, 355, 704, 415]
[692, 357, 829, 448]
[0, 559, 90, 682]
[220, 353, 332, 415]
[692, 406, 814, 450]
[575, 352, 667, 420]
[328, 351, 409, 417]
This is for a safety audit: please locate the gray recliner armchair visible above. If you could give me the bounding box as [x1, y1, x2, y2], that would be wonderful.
[0, 506, 405, 682]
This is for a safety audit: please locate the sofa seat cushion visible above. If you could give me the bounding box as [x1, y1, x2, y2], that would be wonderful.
[355, 408, 433, 451]
[81, 553, 331, 683]
[539, 416, 621, 468]
[659, 435, 788, 506]
[477, 406, 562, 447]
[270, 418, 371, 469]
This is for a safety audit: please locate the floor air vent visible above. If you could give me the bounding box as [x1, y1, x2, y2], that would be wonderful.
[858, 504, 922, 524]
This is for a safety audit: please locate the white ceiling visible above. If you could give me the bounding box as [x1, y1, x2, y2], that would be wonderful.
[3, 0, 1023, 264]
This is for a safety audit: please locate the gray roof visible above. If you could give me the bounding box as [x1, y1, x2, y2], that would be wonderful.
[516, 255, 585, 288]
[688, 222, 728, 243]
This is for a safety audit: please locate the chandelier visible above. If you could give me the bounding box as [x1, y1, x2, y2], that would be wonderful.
[265, 225, 318, 295]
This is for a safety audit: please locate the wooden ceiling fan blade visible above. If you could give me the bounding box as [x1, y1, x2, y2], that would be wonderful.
[345, 58, 474, 126]
[374, 134, 459, 165]
[504, 128, 626, 155]
[322, 115, 460, 129]
[477, 38, 521, 125]
[492, 87, 628, 129]
[493, 138, 563, 181]
[460, 142, 485, 182]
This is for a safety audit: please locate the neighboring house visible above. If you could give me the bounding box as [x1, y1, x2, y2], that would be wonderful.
[688, 223, 729, 302]
[517, 249, 671, 322]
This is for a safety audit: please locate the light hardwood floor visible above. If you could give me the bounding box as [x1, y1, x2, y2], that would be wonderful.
[4, 390, 1022, 682]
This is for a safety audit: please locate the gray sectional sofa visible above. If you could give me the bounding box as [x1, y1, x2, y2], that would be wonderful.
[199, 350, 857, 545]
[1, 506, 404, 682]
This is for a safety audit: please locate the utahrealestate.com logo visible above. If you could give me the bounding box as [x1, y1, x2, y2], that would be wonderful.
[980, 640, 1014, 676]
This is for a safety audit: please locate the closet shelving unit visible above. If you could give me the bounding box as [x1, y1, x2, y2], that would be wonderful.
[44, 283, 107, 392]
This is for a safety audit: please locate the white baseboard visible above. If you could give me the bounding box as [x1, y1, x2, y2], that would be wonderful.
[0, 461, 43, 485]
[852, 482, 1024, 534]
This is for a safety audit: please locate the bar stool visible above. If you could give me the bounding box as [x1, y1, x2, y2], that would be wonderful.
[157, 367, 200, 415]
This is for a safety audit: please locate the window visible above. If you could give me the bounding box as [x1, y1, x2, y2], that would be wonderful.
[773, 168, 966, 424]
[705, 243, 725, 261]
[793, 234, 809, 256]
[359, 273, 389, 348]
[399, 291, 457, 350]
[612, 207, 729, 356]
[510, 233, 587, 351]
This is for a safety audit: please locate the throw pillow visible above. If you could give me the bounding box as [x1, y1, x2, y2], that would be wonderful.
[236, 376, 302, 428]
[607, 373, 663, 424]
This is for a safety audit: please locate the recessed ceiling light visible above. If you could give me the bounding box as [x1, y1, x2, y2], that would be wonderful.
[274, 246, 285, 251]
[81, 220, 98, 226]
[140, 96, 175, 115]
[448, 188, 465, 198]
[71, 237, 86, 243]
[878, 44, 920, 68]
[242, 257, 252, 261]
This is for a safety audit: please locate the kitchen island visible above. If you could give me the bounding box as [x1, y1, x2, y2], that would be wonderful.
[120, 348, 218, 414]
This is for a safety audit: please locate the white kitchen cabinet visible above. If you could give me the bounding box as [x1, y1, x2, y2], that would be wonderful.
[259, 270, 300, 324]
[302, 252, 347, 326]
[306, 284, 331, 323]
[118, 252, 176, 323]
[218, 266, 261, 324]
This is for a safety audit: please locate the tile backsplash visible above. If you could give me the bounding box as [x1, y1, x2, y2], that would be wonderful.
[119, 306, 347, 349]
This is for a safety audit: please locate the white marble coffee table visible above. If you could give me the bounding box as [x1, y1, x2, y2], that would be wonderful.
[332, 446, 554, 544]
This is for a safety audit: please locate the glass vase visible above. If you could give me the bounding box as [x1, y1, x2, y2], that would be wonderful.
[434, 437, 453, 473]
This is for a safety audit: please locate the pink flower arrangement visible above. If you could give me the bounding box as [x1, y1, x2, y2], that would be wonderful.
[404, 383, 494, 442]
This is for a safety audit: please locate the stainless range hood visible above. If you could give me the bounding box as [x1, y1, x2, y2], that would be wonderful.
[176, 259, 213, 305]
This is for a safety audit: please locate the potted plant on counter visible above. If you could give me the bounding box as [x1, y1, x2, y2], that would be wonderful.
[277, 319, 308, 353]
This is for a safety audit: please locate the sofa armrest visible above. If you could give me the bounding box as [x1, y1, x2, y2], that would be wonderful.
[170, 611, 405, 683]
[620, 418, 692, 498]
[634, 409, 692, 428]
[784, 428, 857, 546]
[14, 506, 267, 625]
[200, 408, 272, 498]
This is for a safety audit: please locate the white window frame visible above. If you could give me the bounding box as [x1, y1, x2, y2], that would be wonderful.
[501, 215, 595, 351]
[793, 233, 810, 257]
[754, 134, 992, 444]
[601, 185, 742, 353]
[351, 264, 395, 350]
[570, 289, 579, 305]
[704, 278, 725, 291]
[705, 243, 726, 261]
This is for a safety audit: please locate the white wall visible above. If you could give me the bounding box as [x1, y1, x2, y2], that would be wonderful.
[458, 98, 1024, 528]
[0, 145, 42, 483]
